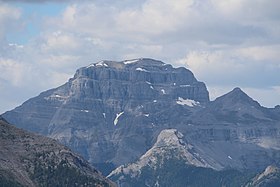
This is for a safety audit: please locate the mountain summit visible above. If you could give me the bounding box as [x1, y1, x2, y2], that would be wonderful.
[3, 58, 209, 173]
[213, 87, 261, 108]
[2, 58, 280, 178]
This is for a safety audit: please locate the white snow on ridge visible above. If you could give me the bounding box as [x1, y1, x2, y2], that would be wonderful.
[86, 64, 95, 68]
[114, 112, 124, 126]
[86, 61, 108, 68]
[124, 59, 139, 64]
[54, 94, 63, 98]
[44, 94, 69, 100]
[96, 61, 108, 67]
[176, 97, 199, 107]
[180, 85, 191, 87]
[136, 67, 148, 72]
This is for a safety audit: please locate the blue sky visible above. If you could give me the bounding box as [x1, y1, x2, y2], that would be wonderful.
[0, 0, 280, 113]
[7, 2, 66, 44]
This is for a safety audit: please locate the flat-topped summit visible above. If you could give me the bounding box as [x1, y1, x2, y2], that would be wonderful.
[86, 58, 165, 68]
[3, 58, 280, 178]
[3, 58, 209, 173]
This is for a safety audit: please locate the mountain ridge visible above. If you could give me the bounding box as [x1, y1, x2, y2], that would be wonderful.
[0, 116, 116, 187]
[2, 58, 280, 178]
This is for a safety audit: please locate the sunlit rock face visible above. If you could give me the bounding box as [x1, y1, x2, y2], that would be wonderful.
[3, 58, 280, 176]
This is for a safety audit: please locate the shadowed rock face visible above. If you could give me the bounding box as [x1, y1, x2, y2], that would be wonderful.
[2, 58, 209, 169]
[0, 116, 116, 187]
[245, 166, 280, 187]
[2, 58, 280, 175]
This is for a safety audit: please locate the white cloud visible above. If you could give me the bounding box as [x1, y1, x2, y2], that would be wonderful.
[0, 58, 26, 86]
[0, 0, 280, 112]
[0, 4, 21, 39]
[177, 44, 280, 88]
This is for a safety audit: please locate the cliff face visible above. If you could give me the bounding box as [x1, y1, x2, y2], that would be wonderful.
[2, 58, 280, 176]
[245, 166, 280, 187]
[0, 116, 115, 187]
[3, 58, 209, 169]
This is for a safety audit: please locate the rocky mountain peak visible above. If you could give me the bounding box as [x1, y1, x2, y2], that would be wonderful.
[154, 129, 184, 147]
[245, 165, 280, 187]
[65, 58, 209, 104]
[108, 129, 212, 179]
[261, 165, 279, 177]
[212, 87, 261, 108]
[2, 58, 210, 170]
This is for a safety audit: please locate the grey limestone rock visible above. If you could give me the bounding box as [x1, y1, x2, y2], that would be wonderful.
[0, 116, 116, 187]
[2, 58, 280, 176]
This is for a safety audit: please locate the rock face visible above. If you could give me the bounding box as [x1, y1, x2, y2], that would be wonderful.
[0, 116, 116, 187]
[2, 58, 280, 177]
[108, 129, 251, 187]
[108, 129, 212, 179]
[245, 166, 280, 187]
[2, 58, 209, 171]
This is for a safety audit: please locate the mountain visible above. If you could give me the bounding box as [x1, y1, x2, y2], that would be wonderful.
[0, 116, 116, 187]
[2, 58, 209, 173]
[108, 129, 252, 187]
[108, 129, 212, 179]
[2, 58, 280, 177]
[245, 165, 280, 187]
[192, 87, 274, 123]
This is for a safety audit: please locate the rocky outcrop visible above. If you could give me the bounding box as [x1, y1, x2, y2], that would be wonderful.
[2, 58, 280, 176]
[0, 116, 116, 187]
[245, 166, 280, 187]
[108, 129, 251, 187]
[108, 129, 213, 180]
[2, 58, 209, 172]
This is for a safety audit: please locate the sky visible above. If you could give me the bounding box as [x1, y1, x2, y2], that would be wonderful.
[0, 0, 279, 113]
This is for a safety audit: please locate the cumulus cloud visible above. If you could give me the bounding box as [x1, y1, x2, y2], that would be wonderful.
[0, 4, 21, 40]
[0, 0, 280, 112]
[177, 46, 280, 88]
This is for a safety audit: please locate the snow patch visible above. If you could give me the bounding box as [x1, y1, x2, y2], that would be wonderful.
[161, 89, 166, 94]
[153, 100, 157, 103]
[81, 110, 89, 113]
[180, 85, 191, 87]
[150, 86, 154, 89]
[146, 81, 151, 84]
[44, 94, 69, 101]
[144, 114, 150, 117]
[96, 61, 108, 67]
[86, 64, 95, 68]
[228, 156, 232, 160]
[136, 67, 148, 72]
[87, 61, 108, 68]
[124, 59, 140, 64]
[114, 112, 124, 126]
[103, 113, 106, 118]
[176, 97, 199, 107]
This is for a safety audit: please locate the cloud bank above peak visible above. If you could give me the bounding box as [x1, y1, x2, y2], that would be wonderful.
[0, 0, 279, 113]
